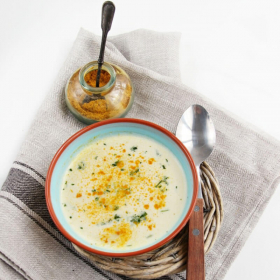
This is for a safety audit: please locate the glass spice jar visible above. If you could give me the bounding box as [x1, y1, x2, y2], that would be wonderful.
[65, 61, 134, 124]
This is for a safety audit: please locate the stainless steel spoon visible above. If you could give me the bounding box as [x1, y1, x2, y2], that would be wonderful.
[176, 104, 216, 280]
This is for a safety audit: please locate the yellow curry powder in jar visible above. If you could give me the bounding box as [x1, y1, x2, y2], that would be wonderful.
[65, 61, 134, 124]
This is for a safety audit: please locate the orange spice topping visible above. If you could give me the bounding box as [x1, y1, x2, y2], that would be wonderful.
[99, 221, 132, 247]
[116, 161, 124, 168]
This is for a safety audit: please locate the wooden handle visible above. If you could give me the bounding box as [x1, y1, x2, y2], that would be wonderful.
[187, 198, 205, 280]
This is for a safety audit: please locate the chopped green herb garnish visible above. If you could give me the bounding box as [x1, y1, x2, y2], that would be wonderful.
[130, 168, 139, 176]
[65, 181, 67, 184]
[95, 156, 98, 160]
[114, 214, 121, 221]
[103, 143, 106, 145]
[147, 235, 153, 238]
[166, 159, 168, 162]
[161, 209, 169, 212]
[162, 165, 166, 169]
[128, 153, 131, 156]
[114, 205, 119, 211]
[92, 172, 95, 175]
[155, 176, 169, 188]
[69, 168, 72, 171]
[176, 186, 178, 189]
[77, 162, 85, 170]
[105, 189, 110, 192]
[112, 160, 120, 167]
[121, 168, 125, 171]
[131, 215, 140, 223]
[127, 245, 132, 247]
[130, 212, 147, 223]
[64, 204, 67, 207]
[130, 146, 138, 152]
[95, 197, 99, 201]
[71, 183, 74, 185]
[80, 227, 83, 229]
[141, 212, 147, 219]
[92, 189, 96, 192]
[69, 216, 72, 219]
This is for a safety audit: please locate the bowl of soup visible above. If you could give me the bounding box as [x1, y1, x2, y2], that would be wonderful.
[46, 118, 198, 257]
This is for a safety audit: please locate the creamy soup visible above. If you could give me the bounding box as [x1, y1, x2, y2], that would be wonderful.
[61, 133, 187, 250]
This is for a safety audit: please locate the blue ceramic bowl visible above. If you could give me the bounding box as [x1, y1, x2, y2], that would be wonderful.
[46, 118, 198, 257]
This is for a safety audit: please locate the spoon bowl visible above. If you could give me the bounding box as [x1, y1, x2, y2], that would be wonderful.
[176, 104, 216, 166]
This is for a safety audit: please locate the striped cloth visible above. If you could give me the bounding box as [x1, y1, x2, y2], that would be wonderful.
[1, 28, 280, 280]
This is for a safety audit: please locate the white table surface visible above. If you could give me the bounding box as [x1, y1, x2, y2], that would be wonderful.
[1, 0, 280, 279]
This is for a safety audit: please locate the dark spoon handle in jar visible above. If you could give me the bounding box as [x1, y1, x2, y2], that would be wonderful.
[96, 1, 115, 87]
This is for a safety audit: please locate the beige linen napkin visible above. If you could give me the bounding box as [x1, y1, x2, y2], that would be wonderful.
[1, 28, 280, 280]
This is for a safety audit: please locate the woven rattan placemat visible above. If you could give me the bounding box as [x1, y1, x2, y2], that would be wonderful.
[73, 162, 223, 279]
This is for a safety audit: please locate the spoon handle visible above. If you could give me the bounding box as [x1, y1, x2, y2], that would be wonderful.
[96, 1, 115, 87]
[187, 198, 205, 280]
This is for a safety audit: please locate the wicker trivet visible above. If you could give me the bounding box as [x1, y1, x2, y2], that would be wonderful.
[73, 161, 223, 279]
